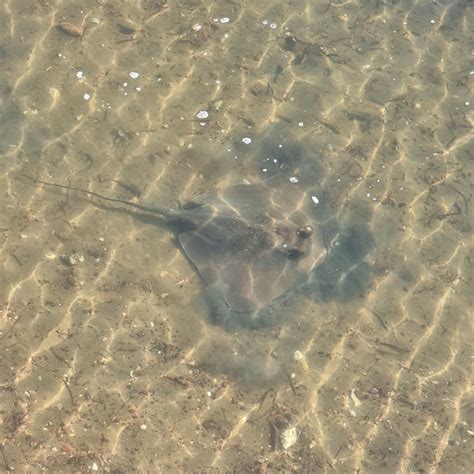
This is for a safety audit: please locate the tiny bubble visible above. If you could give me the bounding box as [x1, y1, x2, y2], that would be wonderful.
[270, 23, 277, 29]
[242, 137, 252, 144]
[83, 93, 91, 101]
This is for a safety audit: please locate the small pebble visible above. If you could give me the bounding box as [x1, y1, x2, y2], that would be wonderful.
[293, 350, 303, 361]
[280, 426, 298, 450]
[140, 424, 147, 430]
[220, 17, 230, 24]
[298, 121, 304, 127]
[76, 71, 84, 79]
[83, 93, 91, 101]
[311, 196, 320, 204]
[129, 71, 139, 79]
[242, 137, 252, 144]
[192, 23, 202, 31]
[289, 176, 299, 184]
[91, 462, 99, 472]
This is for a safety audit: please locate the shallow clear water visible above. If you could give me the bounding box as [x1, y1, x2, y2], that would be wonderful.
[0, 0, 472, 472]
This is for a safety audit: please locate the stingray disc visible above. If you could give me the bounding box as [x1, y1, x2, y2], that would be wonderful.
[178, 175, 325, 312]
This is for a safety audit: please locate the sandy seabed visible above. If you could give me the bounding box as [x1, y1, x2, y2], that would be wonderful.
[0, 0, 472, 472]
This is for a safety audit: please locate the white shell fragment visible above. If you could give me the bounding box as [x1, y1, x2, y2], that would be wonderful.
[196, 110, 209, 119]
[289, 176, 299, 184]
[311, 195, 320, 204]
[280, 426, 298, 450]
[242, 137, 252, 144]
[129, 71, 139, 79]
[350, 389, 361, 407]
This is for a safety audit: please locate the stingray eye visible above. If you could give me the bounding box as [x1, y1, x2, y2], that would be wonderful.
[287, 247, 304, 259]
[297, 225, 313, 239]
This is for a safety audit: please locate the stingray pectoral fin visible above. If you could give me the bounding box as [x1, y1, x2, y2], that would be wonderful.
[179, 230, 257, 312]
[216, 262, 261, 313]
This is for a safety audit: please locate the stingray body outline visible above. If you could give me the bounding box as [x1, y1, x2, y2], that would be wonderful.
[24, 174, 326, 312]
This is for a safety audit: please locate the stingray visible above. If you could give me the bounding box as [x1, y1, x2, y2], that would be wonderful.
[24, 174, 326, 312]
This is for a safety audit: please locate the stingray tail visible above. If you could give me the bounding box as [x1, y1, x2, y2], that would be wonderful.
[21, 174, 173, 218]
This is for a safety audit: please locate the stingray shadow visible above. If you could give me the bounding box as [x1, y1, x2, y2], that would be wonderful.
[207, 130, 376, 331]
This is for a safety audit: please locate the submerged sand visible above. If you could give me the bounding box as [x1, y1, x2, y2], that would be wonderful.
[0, 0, 472, 472]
